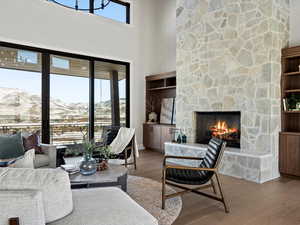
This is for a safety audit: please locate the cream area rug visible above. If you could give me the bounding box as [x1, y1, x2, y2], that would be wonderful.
[127, 176, 182, 225]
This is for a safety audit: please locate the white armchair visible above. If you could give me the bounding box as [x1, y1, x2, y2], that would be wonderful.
[34, 144, 57, 168]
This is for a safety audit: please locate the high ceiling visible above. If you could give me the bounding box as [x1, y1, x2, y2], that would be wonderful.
[0, 46, 126, 80]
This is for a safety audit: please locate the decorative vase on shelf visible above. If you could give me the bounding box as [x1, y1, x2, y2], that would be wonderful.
[182, 134, 187, 143]
[79, 153, 97, 176]
[176, 133, 182, 144]
[148, 112, 158, 123]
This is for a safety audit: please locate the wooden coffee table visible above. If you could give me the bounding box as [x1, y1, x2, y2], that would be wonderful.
[69, 164, 128, 192]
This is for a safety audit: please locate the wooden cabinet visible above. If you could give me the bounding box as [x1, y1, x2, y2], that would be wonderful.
[143, 124, 174, 153]
[160, 126, 173, 151]
[143, 124, 161, 150]
[279, 133, 300, 176]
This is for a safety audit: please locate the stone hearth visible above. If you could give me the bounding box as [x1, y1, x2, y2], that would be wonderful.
[176, 0, 289, 182]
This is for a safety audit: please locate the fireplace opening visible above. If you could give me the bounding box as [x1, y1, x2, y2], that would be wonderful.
[195, 111, 241, 148]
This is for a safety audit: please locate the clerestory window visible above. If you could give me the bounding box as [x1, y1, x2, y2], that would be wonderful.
[48, 0, 130, 24]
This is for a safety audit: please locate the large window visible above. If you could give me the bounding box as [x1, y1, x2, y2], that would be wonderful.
[49, 0, 130, 24]
[0, 43, 129, 146]
[0, 46, 42, 135]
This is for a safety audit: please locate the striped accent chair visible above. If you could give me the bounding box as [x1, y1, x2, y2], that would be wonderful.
[162, 138, 229, 213]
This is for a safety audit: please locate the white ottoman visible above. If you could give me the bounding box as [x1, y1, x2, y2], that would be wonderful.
[49, 187, 158, 225]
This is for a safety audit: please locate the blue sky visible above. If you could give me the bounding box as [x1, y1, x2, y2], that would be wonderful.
[54, 0, 127, 23]
[0, 68, 125, 104]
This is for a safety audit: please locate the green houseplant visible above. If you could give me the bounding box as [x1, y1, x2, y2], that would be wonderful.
[94, 145, 112, 160]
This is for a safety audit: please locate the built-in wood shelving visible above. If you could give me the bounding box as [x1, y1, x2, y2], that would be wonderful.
[280, 46, 300, 177]
[144, 71, 176, 153]
[285, 89, 300, 93]
[280, 132, 300, 136]
[148, 86, 176, 91]
[284, 71, 300, 76]
[145, 71, 176, 121]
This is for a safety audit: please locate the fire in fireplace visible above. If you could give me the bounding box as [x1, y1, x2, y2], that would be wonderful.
[195, 111, 241, 148]
[210, 120, 238, 139]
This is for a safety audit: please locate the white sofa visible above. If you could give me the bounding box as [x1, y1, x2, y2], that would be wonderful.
[0, 190, 46, 225]
[0, 167, 73, 223]
[0, 167, 158, 225]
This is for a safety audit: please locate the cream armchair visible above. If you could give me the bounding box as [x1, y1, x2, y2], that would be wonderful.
[34, 144, 57, 168]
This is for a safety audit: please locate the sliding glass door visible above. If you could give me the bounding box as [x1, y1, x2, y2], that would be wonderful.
[50, 55, 89, 145]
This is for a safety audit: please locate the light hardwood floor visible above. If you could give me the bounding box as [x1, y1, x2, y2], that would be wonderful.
[129, 150, 300, 225]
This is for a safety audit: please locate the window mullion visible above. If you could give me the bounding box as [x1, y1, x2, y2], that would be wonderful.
[41, 53, 50, 144]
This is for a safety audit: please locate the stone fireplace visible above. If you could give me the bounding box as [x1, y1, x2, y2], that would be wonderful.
[195, 111, 241, 148]
[176, 0, 289, 183]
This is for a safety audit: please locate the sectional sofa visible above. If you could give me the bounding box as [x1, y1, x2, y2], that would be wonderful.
[0, 167, 158, 225]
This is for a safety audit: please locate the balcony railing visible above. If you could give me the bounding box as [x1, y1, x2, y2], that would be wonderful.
[0, 120, 125, 145]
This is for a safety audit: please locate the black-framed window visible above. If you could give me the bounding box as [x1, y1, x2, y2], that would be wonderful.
[48, 0, 130, 24]
[0, 42, 130, 145]
[0, 46, 42, 135]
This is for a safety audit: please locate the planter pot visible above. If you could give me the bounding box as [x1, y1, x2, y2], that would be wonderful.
[97, 159, 109, 171]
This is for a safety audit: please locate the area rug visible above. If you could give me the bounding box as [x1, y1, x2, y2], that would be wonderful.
[127, 175, 182, 225]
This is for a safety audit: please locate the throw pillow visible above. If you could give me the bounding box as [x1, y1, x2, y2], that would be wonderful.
[8, 149, 35, 169]
[0, 158, 20, 167]
[0, 133, 25, 160]
[23, 134, 43, 154]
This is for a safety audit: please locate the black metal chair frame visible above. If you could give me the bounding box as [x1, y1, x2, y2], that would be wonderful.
[123, 136, 137, 170]
[161, 141, 229, 213]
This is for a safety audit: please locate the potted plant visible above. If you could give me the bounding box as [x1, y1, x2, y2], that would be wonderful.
[94, 145, 112, 171]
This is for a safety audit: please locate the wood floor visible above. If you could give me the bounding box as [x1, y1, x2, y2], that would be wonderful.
[129, 150, 300, 225]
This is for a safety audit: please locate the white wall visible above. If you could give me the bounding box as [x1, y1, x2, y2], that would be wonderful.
[0, 0, 176, 147]
[290, 0, 300, 46]
[152, 0, 177, 73]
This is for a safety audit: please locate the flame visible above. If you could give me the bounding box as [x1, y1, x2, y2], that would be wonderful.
[210, 120, 238, 138]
